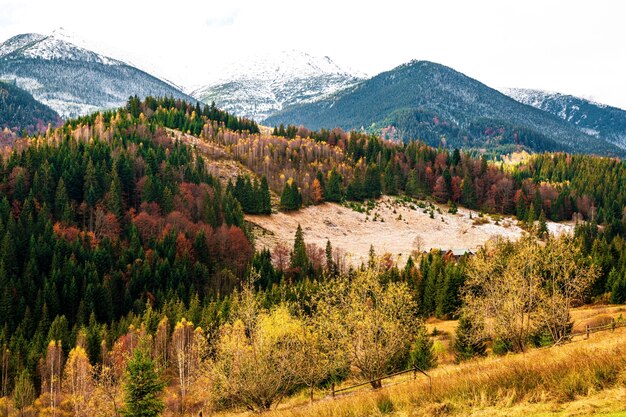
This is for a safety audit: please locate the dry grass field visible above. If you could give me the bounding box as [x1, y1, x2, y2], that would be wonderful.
[248, 197, 533, 267]
[208, 305, 626, 417]
[247, 197, 575, 267]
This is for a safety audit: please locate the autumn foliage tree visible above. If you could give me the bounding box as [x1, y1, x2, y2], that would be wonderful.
[461, 236, 598, 352]
[316, 269, 421, 388]
[62, 345, 94, 417]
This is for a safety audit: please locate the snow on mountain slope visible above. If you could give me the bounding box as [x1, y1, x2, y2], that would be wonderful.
[503, 88, 626, 148]
[0, 30, 193, 118]
[190, 50, 365, 121]
[0, 31, 123, 65]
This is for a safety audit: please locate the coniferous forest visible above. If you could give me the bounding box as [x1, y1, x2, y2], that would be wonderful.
[0, 96, 624, 415]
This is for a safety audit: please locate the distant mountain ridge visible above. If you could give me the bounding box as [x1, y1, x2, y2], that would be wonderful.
[0, 30, 194, 118]
[502, 88, 626, 149]
[265, 60, 625, 157]
[190, 50, 365, 121]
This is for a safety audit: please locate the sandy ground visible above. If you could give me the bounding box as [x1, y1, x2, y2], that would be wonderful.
[247, 196, 574, 267]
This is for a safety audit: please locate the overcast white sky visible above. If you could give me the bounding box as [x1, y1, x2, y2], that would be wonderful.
[1, 0, 625, 109]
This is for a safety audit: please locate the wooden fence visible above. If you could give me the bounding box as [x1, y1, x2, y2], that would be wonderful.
[571, 317, 626, 339]
[330, 365, 431, 398]
[328, 317, 625, 400]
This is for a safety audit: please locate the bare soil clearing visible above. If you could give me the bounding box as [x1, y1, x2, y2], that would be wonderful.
[247, 196, 573, 266]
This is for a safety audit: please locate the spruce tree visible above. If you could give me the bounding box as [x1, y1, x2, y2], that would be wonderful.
[324, 239, 336, 277]
[290, 224, 308, 279]
[461, 173, 476, 209]
[406, 169, 421, 198]
[121, 349, 165, 417]
[107, 168, 124, 218]
[161, 186, 174, 214]
[452, 148, 461, 166]
[13, 370, 35, 416]
[409, 326, 436, 370]
[610, 274, 626, 304]
[325, 169, 343, 202]
[364, 164, 382, 199]
[54, 178, 70, 221]
[516, 193, 526, 222]
[315, 171, 325, 190]
[526, 203, 536, 226]
[291, 181, 302, 209]
[260, 176, 271, 214]
[383, 162, 397, 195]
[280, 180, 301, 211]
[453, 315, 486, 362]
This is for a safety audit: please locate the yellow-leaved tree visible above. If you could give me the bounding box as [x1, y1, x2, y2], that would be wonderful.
[211, 305, 299, 412]
[62, 345, 94, 417]
[461, 236, 598, 352]
[316, 269, 420, 388]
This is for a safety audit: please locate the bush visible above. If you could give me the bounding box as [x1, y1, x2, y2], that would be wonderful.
[492, 338, 512, 356]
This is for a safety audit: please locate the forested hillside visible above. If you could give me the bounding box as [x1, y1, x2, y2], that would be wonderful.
[265, 61, 624, 156]
[0, 97, 624, 415]
[0, 80, 61, 142]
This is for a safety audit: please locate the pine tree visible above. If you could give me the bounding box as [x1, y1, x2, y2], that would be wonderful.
[364, 164, 382, 199]
[260, 176, 271, 214]
[324, 239, 336, 277]
[453, 315, 486, 362]
[290, 224, 308, 279]
[121, 349, 166, 417]
[325, 169, 343, 202]
[461, 173, 476, 209]
[516, 192, 526, 222]
[280, 180, 302, 211]
[409, 326, 436, 370]
[54, 178, 70, 221]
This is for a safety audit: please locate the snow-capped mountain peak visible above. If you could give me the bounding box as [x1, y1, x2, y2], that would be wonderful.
[502, 87, 626, 148]
[200, 49, 364, 86]
[191, 49, 366, 121]
[0, 30, 193, 119]
[0, 29, 123, 65]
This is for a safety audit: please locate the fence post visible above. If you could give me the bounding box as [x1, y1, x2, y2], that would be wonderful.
[612, 318, 615, 332]
[586, 324, 590, 339]
[331, 382, 335, 398]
